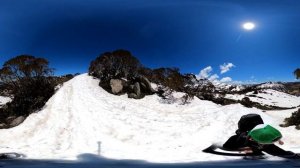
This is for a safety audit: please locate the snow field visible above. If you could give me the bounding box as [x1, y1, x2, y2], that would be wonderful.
[0, 74, 299, 163]
[225, 89, 300, 108]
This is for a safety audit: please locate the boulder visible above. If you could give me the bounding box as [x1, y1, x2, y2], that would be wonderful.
[139, 76, 155, 93]
[0, 123, 7, 129]
[6, 116, 17, 124]
[10, 116, 25, 127]
[110, 79, 124, 94]
[128, 93, 138, 99]
[133, 82, 141, 97]
[128, 82, 144, 99]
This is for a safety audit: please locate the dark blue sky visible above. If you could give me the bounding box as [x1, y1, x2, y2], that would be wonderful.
[0, 0, 299, 83]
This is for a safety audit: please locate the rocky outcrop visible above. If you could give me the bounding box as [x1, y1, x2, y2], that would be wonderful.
[102, 76, 155, 99]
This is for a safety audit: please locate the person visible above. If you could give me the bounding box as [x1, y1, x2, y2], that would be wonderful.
[223, 113, 300, 159]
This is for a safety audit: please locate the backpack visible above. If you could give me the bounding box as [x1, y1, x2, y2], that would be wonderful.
[236, 114, 264, 134]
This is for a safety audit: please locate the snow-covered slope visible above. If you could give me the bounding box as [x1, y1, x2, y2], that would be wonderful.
[225, 89, 300, 108]
[0, 74, 299, 163]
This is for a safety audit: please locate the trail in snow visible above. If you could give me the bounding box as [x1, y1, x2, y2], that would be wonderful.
[0, 74, 299, 163]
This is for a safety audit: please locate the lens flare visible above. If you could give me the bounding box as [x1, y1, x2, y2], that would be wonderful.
[243, 22, 255, 30]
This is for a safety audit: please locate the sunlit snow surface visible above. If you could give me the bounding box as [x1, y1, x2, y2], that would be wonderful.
[0, 74, 299, 163]
[0, 96, 11, 106]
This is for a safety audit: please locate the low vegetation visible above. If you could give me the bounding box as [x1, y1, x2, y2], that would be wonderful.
[281, 109, 300, 130]
[0, 55, 75, 128]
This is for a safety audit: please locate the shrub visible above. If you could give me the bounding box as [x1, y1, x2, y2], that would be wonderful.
[0, 55, 56, 126]
[282, 109, 300, 129]
[89, 49, 142, 81]
[147, 67, 185, 92]
[4, 77, 55, 117]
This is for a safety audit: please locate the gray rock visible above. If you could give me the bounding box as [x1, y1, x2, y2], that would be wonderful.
[6, 116, 17, 123]
[139, 76, 155, 93]
[0, 123, 7, 129]
[133, 82, 141, 97]
[110, 79, 124, 94]
[129, 85, 134, 91]
[10, 116, 26, 127]
[128, 93, 138, 99]
[128, 82, 145, 99]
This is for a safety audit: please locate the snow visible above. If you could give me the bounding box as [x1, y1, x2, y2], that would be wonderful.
[0, 74, 299, 166]
[225, 89, 300, 108]
[257, 82, 285, 90]
[0, 96, 12, 106]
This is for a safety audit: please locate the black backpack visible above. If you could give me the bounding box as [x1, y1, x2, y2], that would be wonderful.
[236, 114, 264, 134]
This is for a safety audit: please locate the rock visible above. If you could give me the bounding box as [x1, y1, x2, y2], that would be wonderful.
[110, 79, 124, 94]
[128, 93, 138, 99]
[129, 84, 134, 91]
[133, 82, 141, 97]
[6, 116, 17, 124]
[140, 83, 147, 90]
[10, 116, 26, 127]
[128, 82, 145, 99]
[0, 123, 7, 129]
[139, 76, 155, 94]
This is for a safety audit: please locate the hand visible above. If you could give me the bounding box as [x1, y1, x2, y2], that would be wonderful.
[238, 147, 253, 154]
[278, 140, 284, 145]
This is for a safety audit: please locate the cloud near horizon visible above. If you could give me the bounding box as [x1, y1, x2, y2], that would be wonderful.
[220, 77, 232, 83]
[220, 63, 235, 74]
[197, 66, 213, 79]
[197, 65, 235, 83]
[208, 74, 219, 81]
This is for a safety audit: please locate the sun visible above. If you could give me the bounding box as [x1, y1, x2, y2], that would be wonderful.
[242, 22, 255, 30]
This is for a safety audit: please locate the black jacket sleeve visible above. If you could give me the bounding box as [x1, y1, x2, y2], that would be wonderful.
[223, 133, 248, 150]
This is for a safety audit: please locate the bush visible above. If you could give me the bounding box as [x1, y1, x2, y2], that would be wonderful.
[146, 67, 185, 92]
[4, 77, 55, 117]
[0, 55, 56, 126]
[240, 97, 252, 108]
[282, 109, 300, 129]
[89, 49, 142, 81]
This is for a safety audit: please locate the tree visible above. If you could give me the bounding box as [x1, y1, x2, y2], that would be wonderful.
[149, 67, 185, 92]
[89, 49, 142, 81]
[0, 55, 55, 124]
[294, 68, 300, 79]
[0, 55, 53, 93]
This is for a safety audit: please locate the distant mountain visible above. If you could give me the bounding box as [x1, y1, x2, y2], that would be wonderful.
[255, 82, 286, 92]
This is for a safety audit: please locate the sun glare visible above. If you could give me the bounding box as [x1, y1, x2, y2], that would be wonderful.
[243, 22, 255, 30]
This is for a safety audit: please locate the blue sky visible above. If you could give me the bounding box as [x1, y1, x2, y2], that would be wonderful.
[0, 0, 299, 83]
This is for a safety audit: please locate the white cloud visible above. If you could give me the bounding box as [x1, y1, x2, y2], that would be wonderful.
[208, 74, 219, 81]
[220, 77, 232, 83]
[220, 63, 235, 74]
[197, 66, 213, 79]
